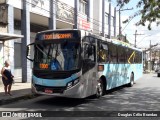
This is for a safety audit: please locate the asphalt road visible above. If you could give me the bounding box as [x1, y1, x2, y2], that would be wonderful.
[0, 73, 160, 120]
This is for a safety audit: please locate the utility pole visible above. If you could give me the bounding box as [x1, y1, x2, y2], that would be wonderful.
[118, 7, 133, 40]
[133, 30, 144, 47]
[134, 30, 137, 47]
[150, 40, 152, 72]
[119, 9, 121, 40]
[159, 50, 160, 64]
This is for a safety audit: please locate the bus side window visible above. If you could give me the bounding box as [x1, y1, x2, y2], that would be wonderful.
[118, 46, 126, 63]
[98, 43, 109, 62]
[84, 44, 95, 62]
[127, 48, 134, 64]
[109, 44, 117, 63]
[135, 51, 142, 63]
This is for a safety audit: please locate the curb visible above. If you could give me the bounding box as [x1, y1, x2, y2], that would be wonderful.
[0, 94, 40, 106]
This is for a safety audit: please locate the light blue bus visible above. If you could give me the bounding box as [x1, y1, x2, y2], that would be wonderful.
[27, 29, 143, 98]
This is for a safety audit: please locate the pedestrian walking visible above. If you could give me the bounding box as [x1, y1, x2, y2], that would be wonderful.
[1, 60, 14, 96]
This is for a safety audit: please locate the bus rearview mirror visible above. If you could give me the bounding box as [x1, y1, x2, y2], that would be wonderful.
[26, 43, 34, 62]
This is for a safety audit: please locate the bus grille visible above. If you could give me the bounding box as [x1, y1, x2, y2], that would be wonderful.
[33, 71, 72, 79]
[35, 84, 66, 93]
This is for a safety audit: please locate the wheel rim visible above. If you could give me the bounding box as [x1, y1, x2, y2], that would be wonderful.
[96, 82, 103, 97]
[130, 74, 134, 86]
[131, 80, 134, 86]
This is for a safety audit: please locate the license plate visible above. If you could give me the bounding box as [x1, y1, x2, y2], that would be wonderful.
[45, 89, 53, 94]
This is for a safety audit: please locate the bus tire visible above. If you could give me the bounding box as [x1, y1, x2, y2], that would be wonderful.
[95, 79, 105, 98]
[128, 73, 134, 87]
[157, 73, 160, 77]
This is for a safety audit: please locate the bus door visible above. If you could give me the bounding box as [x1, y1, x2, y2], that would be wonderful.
[82, 36, 97, 96]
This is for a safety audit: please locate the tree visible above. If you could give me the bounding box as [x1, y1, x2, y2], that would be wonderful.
[117, 0, 160, 30]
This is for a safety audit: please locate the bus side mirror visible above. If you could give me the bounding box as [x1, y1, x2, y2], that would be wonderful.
[26, 46, 29, 56]
[26, 43, 34, 62]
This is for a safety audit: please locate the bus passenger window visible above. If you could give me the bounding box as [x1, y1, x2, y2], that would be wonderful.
[117, 46, 126, 63]
[109, 44, 117, 63]
[99, 44, 109, 62]
[84, 44, 95, 62]
[127, 49, 135, 64]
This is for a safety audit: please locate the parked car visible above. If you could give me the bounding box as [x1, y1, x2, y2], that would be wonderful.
[155, 66, 159, 72]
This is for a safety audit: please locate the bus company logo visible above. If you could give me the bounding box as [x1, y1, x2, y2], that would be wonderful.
[2, 112, 12, 117]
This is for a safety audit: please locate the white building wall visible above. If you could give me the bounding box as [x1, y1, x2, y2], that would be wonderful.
[0, 43, 3, 70]
[104, 1, 109, 36]
[99, 0, 102, 33]
[7, 0, 75, 18]
[29, 0, 50, 17]
[7, 0, 22, 9]
[93, 0, 119, 37]
[7, 0, 50, 17]
[90, 0, 93, 31]
[93, 0, 101, 35]
[14, 30, 21, 78]
[61, 0, 74, 7]
[104, 1, 117, 37]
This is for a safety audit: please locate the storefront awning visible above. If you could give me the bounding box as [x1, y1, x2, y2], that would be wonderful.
[0, 32, 23, 41]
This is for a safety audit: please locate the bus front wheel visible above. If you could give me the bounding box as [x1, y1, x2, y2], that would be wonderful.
[96, 79, 105, 98]
[128, 73, 134, 87]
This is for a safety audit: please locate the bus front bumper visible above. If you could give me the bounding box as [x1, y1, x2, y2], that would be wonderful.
[31, 82, 85, 98]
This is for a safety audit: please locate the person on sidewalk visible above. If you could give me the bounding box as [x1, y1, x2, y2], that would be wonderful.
[1, 60, 14, 96]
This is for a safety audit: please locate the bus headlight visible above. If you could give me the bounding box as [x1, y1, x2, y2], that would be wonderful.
[67, 78, 79, 89]
[73, 79, 79, 85]
[67, 82, 73, 89]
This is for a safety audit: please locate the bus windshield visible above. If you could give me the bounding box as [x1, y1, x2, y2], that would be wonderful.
[34, 40, 80, 71]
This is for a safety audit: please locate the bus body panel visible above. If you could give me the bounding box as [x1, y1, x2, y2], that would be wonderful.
[98, 63, 143, 90]
[81, 65, 99, 97]
[32, 74, 78, 87]
[32, 67, 99, 98]
[32, 81, 83, 98]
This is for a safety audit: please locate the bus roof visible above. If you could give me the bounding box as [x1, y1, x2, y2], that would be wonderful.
[37, 29, 80, 34]
[36, 29, 142, 52]
[89, 33, 142, 52]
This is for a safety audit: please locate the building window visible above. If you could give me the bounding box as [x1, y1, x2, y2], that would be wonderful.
[79, 0, 87, 14]
[105, 13, 109, 25]
[111, 16, 114, 26]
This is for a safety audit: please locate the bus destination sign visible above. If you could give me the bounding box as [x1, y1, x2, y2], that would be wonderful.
[44, 33, 73, 40]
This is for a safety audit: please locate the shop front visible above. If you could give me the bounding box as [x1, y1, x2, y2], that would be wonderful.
[0, 32, 23, 85]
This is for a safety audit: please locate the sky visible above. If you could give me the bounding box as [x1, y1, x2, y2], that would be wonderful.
[111, 0, 160, 49]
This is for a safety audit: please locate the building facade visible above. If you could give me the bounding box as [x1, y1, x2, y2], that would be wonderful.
[0, 0, 118, 83]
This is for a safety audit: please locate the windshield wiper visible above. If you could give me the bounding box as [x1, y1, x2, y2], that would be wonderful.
[35, 44, 48, 57]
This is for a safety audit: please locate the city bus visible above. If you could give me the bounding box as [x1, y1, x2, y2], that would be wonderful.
[27, 29, 143, 98]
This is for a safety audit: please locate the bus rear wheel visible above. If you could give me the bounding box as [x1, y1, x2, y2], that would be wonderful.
[128, 73, 134, 87]
[96, 79, 105, 98]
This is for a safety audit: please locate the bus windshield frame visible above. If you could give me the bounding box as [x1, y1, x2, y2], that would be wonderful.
[33, 32, 81, 72]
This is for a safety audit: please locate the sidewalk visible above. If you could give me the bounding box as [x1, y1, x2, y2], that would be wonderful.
[0, 82, 34, 105]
